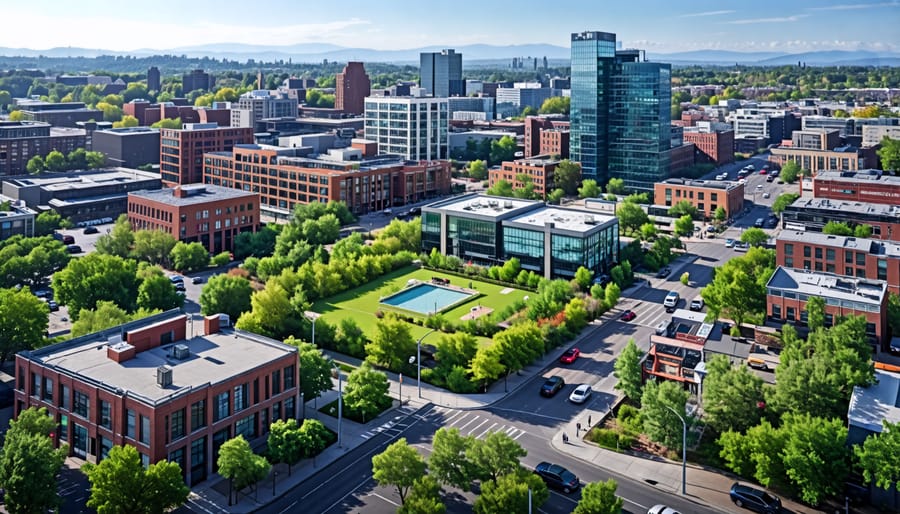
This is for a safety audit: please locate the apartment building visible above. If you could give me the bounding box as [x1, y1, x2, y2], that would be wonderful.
[159, 123, 254, 186]
[654, 178, 745, 219]
[812, 169, 900, 205]
[364, 96, 448, 161]
[782, 197, 900, 242]
[488, 156, 561, 198]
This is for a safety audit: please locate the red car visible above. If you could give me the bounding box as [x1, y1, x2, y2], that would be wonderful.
[559, 348, 580, 364]
[620, 310, 637, 322]
[759, 169, 767, 175]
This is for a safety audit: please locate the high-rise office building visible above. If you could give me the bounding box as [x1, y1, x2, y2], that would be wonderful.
[159, 123, 254, 186]
[336, 62, 371, 115]
[420, 49, 465, 98]
[230, 90, 298, 128]
[364, 96, 448, 161]
[147, 66, 160, 92]
[182, 69, 213, 94]
[569, 31, 672, 191]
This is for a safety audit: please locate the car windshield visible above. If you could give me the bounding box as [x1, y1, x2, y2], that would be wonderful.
[560, 470, 577, 483]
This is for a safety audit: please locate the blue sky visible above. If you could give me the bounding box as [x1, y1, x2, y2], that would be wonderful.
[4, 0, 898, 53]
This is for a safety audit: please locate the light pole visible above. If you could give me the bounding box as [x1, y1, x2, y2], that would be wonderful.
[664, 404, 687, 496]
[416, 329, 437, 399]
[304, 310, 320, 346]
[331, 360, 343, 448]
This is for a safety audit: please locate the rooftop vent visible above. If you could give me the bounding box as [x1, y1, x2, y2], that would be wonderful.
[503, 201, 513, 209]
[584, 215, 597, 225]
[156, 365, 173, 388]
[173, 343, 190, 360]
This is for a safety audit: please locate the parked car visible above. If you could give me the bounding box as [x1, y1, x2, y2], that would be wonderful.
[569, 384, 592, 404]
[656, 267, 671, 278]
[174, 282, 186, 292]
[620, 310, 636, 322]
[592, 273, 611, 286]
[191, 276, 204, 284]
[766, 175, 775, 182]
[534, 462, 580, 493]
[66, 244, 82, 254]
[729, 483, 781, 513]
[559, 348, 580, 364]
[762, 192, 770, 199]
[725, 238, 736, 248]
[83, 226, 99, 234]
[759, 169, 767, 175]
[47, 300, 59, 312]
[690, 297, 704, 311]
[62, 235, 75, 245]
[540, 376, 565, 397]
[734, 242, 749, 252]
[168, 275, 184, 284]
[663, 291, 680, 308]
[648, 506, 681, 514]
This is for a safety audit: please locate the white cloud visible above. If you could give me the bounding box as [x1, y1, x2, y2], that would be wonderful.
[807, 2, 899, 11]
[677, 10, 735, 18]
[728, 15, 810, 24]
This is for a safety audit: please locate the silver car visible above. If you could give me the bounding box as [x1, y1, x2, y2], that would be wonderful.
[569, 384, 592, 404]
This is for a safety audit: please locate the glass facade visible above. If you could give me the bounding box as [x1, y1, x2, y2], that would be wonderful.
[504, 227, 544, 272]
[570, 31, 616, 183]
[503, 222, 618, 278]
[447, 215, 500, 264]
[422, 211, 442, 253]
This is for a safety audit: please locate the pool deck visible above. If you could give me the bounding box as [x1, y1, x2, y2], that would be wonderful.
[379, 279, 481, 315]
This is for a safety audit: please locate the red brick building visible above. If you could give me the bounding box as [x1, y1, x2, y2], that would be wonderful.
[654, 178, 745, 219]
[781, 197, 900, 243]
[775, 231, 900, 294]
[769, 146, 879, 175]
[765, 266, 888, 348]
[489, 156, 562, 198]
[202, 145, 452, 218]
[14, 311, 299, 485]
[683, 129, 735, 166]
[128, 184, 260, 254]
[335, 62, 371, 116]
[811, 170, 900, 205]
[642, 309, 714, 394]
[524, 116, 569, 158]
[160, 123, 254, 187]
[124, 100, 231, 128]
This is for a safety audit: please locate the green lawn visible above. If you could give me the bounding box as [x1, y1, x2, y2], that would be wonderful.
[311, 266, 531, 342]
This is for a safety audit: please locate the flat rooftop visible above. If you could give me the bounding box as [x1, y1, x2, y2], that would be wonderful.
[130, 184, 258, 206]
[776, 230, 900, 257]
[787, 196, 900, 218]
[49, 127, 87, 137]
[506, 206, 616, 233]
[767, 266, 886, 305]
[658, 177, 740, 192]
[849, 369, 900, 433]
[27, 314, 296, 405]
[424, 193, 541, 221]
[7, 169, 160, 191]
[814, 169, 898, 184]
[95, 127, 160, 136]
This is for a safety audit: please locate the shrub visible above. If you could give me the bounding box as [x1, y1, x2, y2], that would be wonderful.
[590, 428, 620, 450]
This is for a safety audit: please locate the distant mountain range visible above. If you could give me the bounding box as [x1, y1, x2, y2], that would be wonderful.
[0, 43, 897, 67]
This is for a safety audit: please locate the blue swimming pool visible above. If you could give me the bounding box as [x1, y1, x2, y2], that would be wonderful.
[381, 283, 475, 315]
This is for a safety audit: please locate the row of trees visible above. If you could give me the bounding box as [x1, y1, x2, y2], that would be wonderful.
[371, 430, 624, 514]
[26, 148, 105, 174]
[450, 135, 518, 165]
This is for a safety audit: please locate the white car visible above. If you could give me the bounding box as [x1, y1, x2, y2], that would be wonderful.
[763, 192, 771, 199]
[569, 384, 592, 404]
[756, 184, 763, 189]
[648, 505, 681, 514]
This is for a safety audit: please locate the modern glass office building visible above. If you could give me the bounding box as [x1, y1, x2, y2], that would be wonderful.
[570, 31, 672, 192]
[422, 193, 619, 279]
[420, 49, 465, 98]
[570, 31, 616, 184]
[364, 96, 449, 161]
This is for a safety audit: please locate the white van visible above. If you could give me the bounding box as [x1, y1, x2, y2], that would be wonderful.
[663, 291, 680, 308]
[690, 297, 704, 311]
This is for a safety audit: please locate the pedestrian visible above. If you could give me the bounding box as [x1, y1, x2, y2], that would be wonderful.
[562, 433, 568, 444]
[576, 422, 582, 433]
[588, 415, 592, 427]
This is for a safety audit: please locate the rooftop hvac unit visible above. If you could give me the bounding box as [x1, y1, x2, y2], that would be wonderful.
[157, 365, 173, 388]
[173, 344, 190, 360]
[219, 314, 231, 327]
[503, 201, 513, 209]
[584, 215, 597, 225]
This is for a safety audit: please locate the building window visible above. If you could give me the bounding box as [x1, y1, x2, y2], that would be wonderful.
[235, 414, 256, 439]
[214, 391, 230, 422]
[784, 244, 793, 256]
[857, 252, 866, 266]
[845, 251, 853, 264]
[191, 437, 206, 474]
[140, 415, 150, 445]
[803, 246, 811, 258]
[191, 400, 206, 432]
[825, 249, 835, 262]
[31, 373, 40, 398]
[99, 436, 113, 460]
[234, 383, 249, 413]
[272, 370, 281, 395]
[73, 391, 90, 419]
[272, 401, 281, 421]
[785, 257, 794, 268]
[126, 409, 136, 439]
[856, 268, 866, 278]
[826, 264, 835, 273]
[814, 248, 822, 259]
[100, 400, 111, 429]
[771, 304, 781, 319]
[42, 377, 53, 403]
[60, 385, 70, 411]
[284, 365, 295, 389]
[171, 408, 185, 441]
[878, 259, 888, 280]
[285, 397, 295, 420]
[786, 307, 796, 320]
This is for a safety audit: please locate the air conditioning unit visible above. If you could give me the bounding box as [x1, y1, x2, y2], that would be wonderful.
[173, 344, 189, 360]
[157, 365, 173, 388]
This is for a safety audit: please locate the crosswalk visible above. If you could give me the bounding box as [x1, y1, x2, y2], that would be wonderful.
[359, 405, 528, 441]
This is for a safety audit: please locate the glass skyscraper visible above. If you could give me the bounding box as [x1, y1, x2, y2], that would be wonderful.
[570, 32, 673, 192]
[420, 49, 465, 98]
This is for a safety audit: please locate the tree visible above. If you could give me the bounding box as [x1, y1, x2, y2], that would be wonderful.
[547, 188, 565, 204]
[83, 445, 189, 514]
[740, 227, 769, 247]
[44, 150, 67, 172]
[235, 283, 299, 339]
[639, 222, 658, 241]
[493, 321, 544, 377]
[613, 339, 643, 403]
[71, 301, 135, 337]
[112, 115, 139, 128]
[554, 160, 582, 195]
[365, 313, 416, 370]
[668, 200, 698, 219]
[702, 355, 764, 434]
[86, 150, 106, 169]
[429, 427, 476, 491]
[781, 413, 849, 506]
[878, 136, 900, 173]
[399, 475, 445, 514]
[0, 429, 66, 514]
[199, 273, 253, 321]
[854, 224, 873, 238]
[855, 421, 900, 490]
[673, 214, 694, 238]
[604, 281, 621, 308]
[578, 179, 601, 199]
[606, 177, 626, 195]
[822, 221, 853, 236]
[489, 136, 517, 165]
[468, 159, 487, 181]
[771, 192, 800, 214]
[574, 266, 593, 291]
[343, 362, 390, 422]
[372, 438, 426, 505]
[574, 479, 623, 514]
[95, 214, 134, 258]
[473, 469, 548, 514]
[780, 160, 801, 183]
[267, 419, 305, 471]
[538, 96, 570, 115]
[485, 179, 514, 197]
[806, 295, 825, 331]
[0, 287, 49, 365]
[888, 292, 900, 336]
[641, 380, 690, 451]
[26, 155, 45, 174]
[467, 431, 527, 484]
[131, 230, 177, 266]
[288, 339, 333, 404]
[151, 117, 182, 129]
[52, 253, 139, 319]
[615, 201, 650, 234]
[469, 344, 505, 390]
[170, 241, 209, 272]
[136, 273, 183, 313]
[217, 436, 271, 502]
[714, 206, 727, 223]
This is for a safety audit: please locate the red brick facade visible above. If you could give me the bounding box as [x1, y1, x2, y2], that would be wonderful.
[812, 171, 900, 205]
[335, 62, 371, 116]
[683, 130, 734, 166]
[489, 157, 561, 198]
[127, 184, 260, 254]
[654, 179, 745, 219]
[766, 292, 887, 346]
[160, 125, 254, 187]
[524, 116, 569, 158]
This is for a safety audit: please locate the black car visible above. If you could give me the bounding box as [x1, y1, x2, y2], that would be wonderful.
[191, 276, 204, 284]
[47, 300, 59, 312]
[83, 226, 99, 234]
[534, 462, 580, 493]
[540, 376, 565, 397]
[66, 244, 83, 254]
[729, 483, 781, 513]
[656, 267, 671, 278]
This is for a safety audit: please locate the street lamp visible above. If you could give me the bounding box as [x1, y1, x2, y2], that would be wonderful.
[304, 310, 321, 346]
[663, 404, 687, 496]
[415, 329, 437, 399]
[331, 360, 343, 449]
